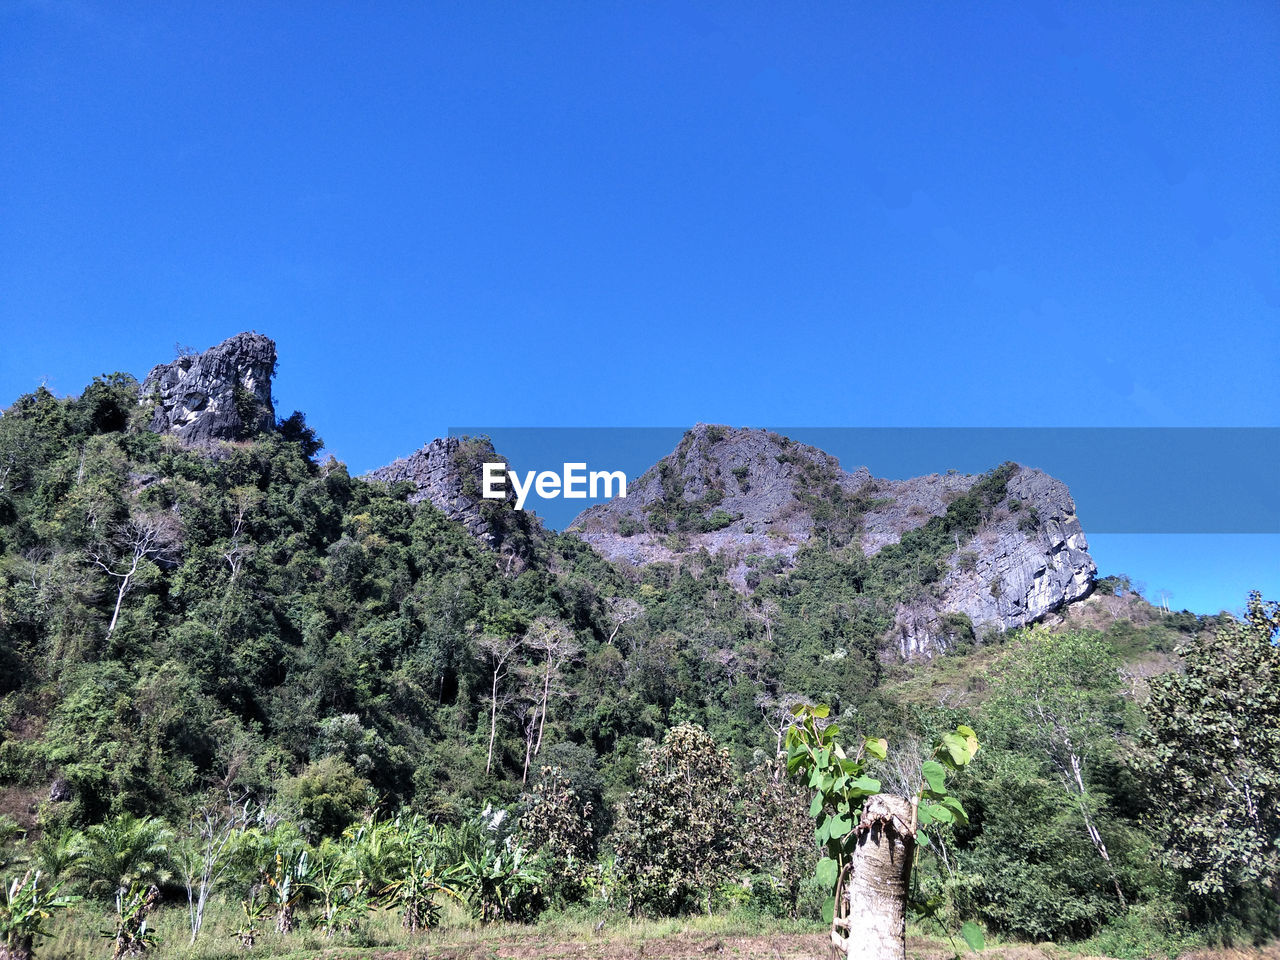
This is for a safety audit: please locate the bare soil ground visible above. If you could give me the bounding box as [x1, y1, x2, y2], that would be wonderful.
[290, 934, 1280, 960]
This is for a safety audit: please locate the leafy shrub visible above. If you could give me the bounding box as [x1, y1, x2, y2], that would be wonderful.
[614, 724, 738, 916]
[701, 510, 734, 532]
[276, 758, 370, 839]
[519, 765, 596, 905]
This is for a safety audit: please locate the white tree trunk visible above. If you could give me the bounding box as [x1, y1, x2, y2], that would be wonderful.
[837, 794, 915, 960]
[486, 670, 500, 775]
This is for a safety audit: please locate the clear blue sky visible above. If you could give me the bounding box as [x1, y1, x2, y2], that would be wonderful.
[2, 2, 1277, 614]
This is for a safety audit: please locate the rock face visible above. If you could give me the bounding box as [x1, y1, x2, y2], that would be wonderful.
[570, 424, 871, 579]
[141, 333, 277, 443]
[570, 425, 1096, 657]
[365, 437, 514, 545]
[888, 468, 1096, 657]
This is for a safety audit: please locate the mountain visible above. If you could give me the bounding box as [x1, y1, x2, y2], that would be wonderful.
[569, 423, 1096, 655]
[132, 338, 1097, 658]
[0, 331, 1211, 862]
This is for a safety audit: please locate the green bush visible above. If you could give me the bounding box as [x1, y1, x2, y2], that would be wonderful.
[613, 724, 738, 916]
[276, 758, 369, 839]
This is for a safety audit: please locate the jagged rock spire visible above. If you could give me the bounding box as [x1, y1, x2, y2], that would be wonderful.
[140, 332, 276, 443]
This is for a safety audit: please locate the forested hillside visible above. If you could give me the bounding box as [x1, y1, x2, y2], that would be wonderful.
[0, 359, 1276, 959]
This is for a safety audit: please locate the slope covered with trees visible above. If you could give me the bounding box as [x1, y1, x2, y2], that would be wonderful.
[0, 366, 1276, 959]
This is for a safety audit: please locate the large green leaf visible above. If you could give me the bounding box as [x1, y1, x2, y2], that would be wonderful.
[924, 802, 954, 824]
[815, 856, 838, 890]
[864, 737, 888, 760]
[941, 732, 971, 766]
[921, 760, 946, 794]
[941, 795, 968, 825]
[960, 920, 985, 951]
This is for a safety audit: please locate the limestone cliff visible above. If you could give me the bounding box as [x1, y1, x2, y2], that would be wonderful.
[140, 333, 276, 443]
[365, 437, 544, 565]
[569, 425, 1096, 656]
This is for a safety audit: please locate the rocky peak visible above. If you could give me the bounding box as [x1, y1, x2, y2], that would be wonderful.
[570, 424, 871, 571]
[364, 437, 542, 564]
[364, 437, 496, 539]
[140, 332, 276, 443]
[887, 465, 1096, 657]
[569, 425, 1097, 657]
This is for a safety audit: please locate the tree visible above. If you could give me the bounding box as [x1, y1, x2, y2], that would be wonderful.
[740, 758, 814, 918]
[519, 618, 579, 783]
[983, 628, 1128, 907]
[75, 814, 173, 900]
[614, 723, 738, 915]
[174, 793, 253, 943]
[519, 764, 595, 904]
[477, 632, 522, 776]
[603, 596, 642, 645]
[1142, 592, 1280, 900]
[950, 750, 1121, 941]
[786, 705, 981, 960]
[88, 512, 181, 637]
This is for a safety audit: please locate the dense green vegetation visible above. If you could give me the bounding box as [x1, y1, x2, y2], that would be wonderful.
[1, 377, 1277, 959]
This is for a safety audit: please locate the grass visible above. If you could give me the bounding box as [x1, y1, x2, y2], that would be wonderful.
[31, 895, 1278, 960]
[34, 895, 828, 960]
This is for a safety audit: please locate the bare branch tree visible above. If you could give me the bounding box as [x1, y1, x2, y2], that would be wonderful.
[525, 618, 579, 762]
[743, 597, 780, 645]
[222, 486, 261, 583]
[177, 792, 253, 943]
[88, 512, 181, 636]
[477, 632, 523, 775]
[756, 690, 810, 766]
[603, 596, 643, 645]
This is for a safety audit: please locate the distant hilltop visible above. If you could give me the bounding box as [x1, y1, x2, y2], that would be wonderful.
[569, 424, 1096, 655]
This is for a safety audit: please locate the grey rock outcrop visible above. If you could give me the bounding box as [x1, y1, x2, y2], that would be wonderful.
[569, 425, 1096, 657]
[570, 424, 870, 582]
[365, 437, 514, 545]
[141, 333, 276, 443]
[889, 468, 1096, 657]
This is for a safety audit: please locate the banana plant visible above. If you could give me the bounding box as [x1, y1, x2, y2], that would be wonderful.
[374, 818, 463, 931]
[1, 870, 80, 960]
[261, 848, 310, 934]
[101, 883, 160, 960]
[308, 839, 369, 938]
[458, 837, 543, 923]
[232, 888, 272, 949]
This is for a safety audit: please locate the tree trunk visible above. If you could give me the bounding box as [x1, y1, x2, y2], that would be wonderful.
[836, 794, 915, 960]
[107, 572, 131, 636]
[534, 653, 551, 757]
[486, 670, 500, 775]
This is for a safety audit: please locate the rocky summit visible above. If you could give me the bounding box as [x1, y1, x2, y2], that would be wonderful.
[569, 424, 1097, 655]
[140, 332, 277, 443]
[364, 436, 504, 542]
[887, 466, 1096, 656]
[363, 437, 549, 571]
